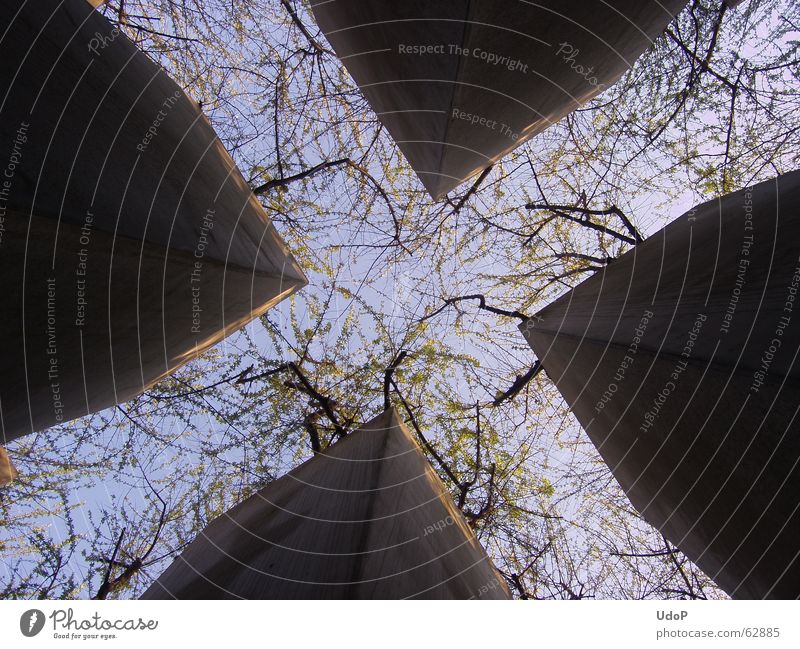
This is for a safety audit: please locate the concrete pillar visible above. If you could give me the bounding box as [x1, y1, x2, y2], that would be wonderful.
[310, 0, 688, 198]
[142, 408, 511, 599]
[520, 172, 800, 598]
[0, 0, 305, 443]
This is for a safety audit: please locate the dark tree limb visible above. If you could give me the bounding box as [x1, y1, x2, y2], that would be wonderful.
[279, 0, 333, 55]
[503, 541, 552, 599]
[525, 202, 642, 245]
[552, 252, 614, 266]
[236, 363, 291, 385]
[627, 1, 728, 163]
[661, 533, 706, 600]
[94, 476, 167, 600]
[253, 158, 407, 253]
[664, 26, 737, 91]
[457, 402, 482, 509]
[420, 294, 528, 323]
[611, 548, 680, 558]
[464, 463, 496, 526]
[253, 158, 350, 194]
[343, 159, 407, 253]
[448, 165, 493, 215]
[94, 528, 125, 600]
[383, 350, 409, 411]
[721, 66, 744, 190]
[390, 377, 462, 490]
[479, 213, 554, 246]
[286, 362, 347, 439]
[148, 363, 284, 401]
[521, 215, 556, 246]
[39, 553, 65, 599]
[493, 361, 543, 406]
[507, 571, 530, 600]
[149, 358, 346, 447]
[303, 413, 322, 454]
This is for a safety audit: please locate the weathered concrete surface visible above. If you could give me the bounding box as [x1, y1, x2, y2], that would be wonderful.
[0, 0, 305, 443]
[521, 171, 800, 598]
[310, 0, 687, 198]
[142, 409, 511, 599]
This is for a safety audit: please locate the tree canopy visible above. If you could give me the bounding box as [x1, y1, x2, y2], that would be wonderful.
[1, 0, 798, 600]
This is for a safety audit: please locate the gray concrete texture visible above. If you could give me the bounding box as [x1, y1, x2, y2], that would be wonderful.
[0, 0, 305, 443]
[521, 171, 800, 598]
[142, 408, 512, 599]
[310, 0, 688, 198]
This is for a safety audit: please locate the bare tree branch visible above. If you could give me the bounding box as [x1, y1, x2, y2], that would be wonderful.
[448, 164, 493, 215]
[279, 0, 333, 55]
[420, 294, 528, 323]
[383, 350, 409, 411]
[284, 364, 344, 438]
[493, 361, 543, 406]
[390, 377, 462, 490]
[253, 158, 350, 194]
[525, 202, 642, 245]
[457, 403, 482, 509]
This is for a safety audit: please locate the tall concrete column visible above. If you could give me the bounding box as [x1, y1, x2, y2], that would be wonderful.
[520, 172, 800, 598]
[310, 0, 688, 198]
[0, 0, 305, 444]
[142, 408, 511, 599]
